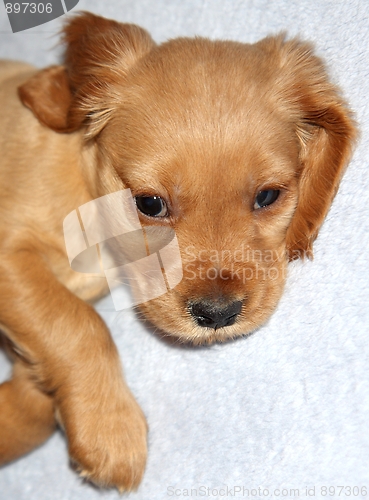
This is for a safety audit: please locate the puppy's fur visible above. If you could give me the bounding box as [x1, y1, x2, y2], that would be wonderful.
[0, 12, 356, 490]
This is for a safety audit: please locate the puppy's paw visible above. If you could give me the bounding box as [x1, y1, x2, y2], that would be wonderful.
[64, 394, 148, 491]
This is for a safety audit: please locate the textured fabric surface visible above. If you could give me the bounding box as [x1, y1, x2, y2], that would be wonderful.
[0, 1, 368, 499]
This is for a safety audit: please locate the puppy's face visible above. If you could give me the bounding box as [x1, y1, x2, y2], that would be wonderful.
[97, 42, 300, 343]
[19, 14, 356, 344]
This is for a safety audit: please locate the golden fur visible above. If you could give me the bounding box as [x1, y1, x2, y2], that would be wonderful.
[0, 12, 356, 490]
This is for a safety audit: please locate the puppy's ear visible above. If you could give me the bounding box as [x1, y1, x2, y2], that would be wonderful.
[18, 12, 155, 134]
[18, 65, 72, 132]
[262, 36, 357, 259]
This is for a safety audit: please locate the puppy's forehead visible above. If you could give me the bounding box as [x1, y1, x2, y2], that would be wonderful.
[109, 38, 298, 191]
[123, 37, 277, 122]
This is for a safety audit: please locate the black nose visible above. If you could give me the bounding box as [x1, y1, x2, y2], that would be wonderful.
[190, 300, 243, 329]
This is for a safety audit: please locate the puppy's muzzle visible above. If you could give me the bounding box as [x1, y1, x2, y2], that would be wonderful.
[189, 300, 243, 329]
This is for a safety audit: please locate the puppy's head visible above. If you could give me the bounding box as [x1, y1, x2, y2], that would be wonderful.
[19, 13, 357, 344]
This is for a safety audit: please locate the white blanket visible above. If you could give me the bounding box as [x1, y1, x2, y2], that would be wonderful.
[1, 1, 368, 499]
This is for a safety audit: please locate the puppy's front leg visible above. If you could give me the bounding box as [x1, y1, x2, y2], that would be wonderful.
[0, 250, 147, 490]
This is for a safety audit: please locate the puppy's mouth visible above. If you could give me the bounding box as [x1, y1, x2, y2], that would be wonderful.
[138, 288, 271, 346]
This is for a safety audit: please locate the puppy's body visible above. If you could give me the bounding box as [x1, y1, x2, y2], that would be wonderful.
[0, 61, 146, 489]
[0, 61, 106, 300]
[0, 13, 356, 490]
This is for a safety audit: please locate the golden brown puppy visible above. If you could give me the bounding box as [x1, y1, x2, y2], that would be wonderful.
[0, 12, 356, 491]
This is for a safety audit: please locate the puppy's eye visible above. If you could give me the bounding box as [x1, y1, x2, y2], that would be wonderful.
[254, 189, 280, 210]
[135, 196, 168, 217]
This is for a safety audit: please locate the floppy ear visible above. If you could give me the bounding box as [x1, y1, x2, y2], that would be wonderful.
[18, 65, 72, 132]
[18, 12, 155, 134]
[262, 36, 357, 259]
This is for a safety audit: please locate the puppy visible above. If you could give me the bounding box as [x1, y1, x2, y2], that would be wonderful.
[0, 12, 356, 490]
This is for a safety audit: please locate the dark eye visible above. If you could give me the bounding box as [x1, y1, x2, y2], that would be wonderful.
[135, 196, 168, 217]
[254, 189, 280, 210]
